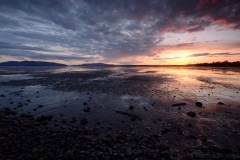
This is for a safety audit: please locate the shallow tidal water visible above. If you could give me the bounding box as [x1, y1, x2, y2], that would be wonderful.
[0, 66, 240, 152]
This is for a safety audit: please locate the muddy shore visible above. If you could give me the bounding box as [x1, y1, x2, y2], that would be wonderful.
[0, 66, 240, 159]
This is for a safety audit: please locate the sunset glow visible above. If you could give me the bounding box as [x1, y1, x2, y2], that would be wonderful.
[0, 0, 240, 65]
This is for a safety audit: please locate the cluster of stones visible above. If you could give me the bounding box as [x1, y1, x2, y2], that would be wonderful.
[0, 109, 174, 160]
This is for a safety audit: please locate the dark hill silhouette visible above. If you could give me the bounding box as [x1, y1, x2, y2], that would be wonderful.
[188, 61, 240, 67]
[80, 63, 114, 66]
[0, 61, 67, 66]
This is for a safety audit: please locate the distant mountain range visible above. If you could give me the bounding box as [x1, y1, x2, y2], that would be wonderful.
[0, 61, 114, 66]
[80, 63, 114, 66]
[0, 61, 67, 66]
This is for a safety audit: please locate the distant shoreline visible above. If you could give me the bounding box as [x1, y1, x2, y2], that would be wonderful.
[0, 61, 240, 67]
[187, 61, 240, 67]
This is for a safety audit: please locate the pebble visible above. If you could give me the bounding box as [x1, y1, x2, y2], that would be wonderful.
[125, 150, 132, 157]
[160, 150, 170, 159]
[0, 109, 179, 160]
[80, 118, 88, 125]
[187, 111, 196, 117]
[64, 150, 74, 159]
[195, 102, 203, 107]
[38, 105, 43, 108]
[119, 153, 125, 158]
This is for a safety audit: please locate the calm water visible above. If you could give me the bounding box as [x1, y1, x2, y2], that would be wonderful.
[0, 66, 240, 151]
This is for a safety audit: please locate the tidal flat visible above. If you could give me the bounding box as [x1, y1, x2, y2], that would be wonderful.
[0, 66, 240, 160]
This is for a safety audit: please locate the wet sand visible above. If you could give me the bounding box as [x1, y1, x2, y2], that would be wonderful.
[0, 66, 240, 159]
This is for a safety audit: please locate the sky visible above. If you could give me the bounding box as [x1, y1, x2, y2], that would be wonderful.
[0, 0, 240, 65]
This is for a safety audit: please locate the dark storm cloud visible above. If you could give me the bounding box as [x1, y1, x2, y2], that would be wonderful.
[1, 0, 239, 31]
[0, 0, 239, 62]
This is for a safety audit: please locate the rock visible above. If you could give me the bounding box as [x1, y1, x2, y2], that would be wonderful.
[201, 145, 209, 152]
[36, 115, 53, 122]
[160, 151, 170, 159]
[61, 119, 67, 123]
[153, 134, 161, 138]
[146, 149, 152, 157]
[81, 118, 88, 125]
[172, 103, 186, 107]
[17, 104, 23, 108]
[236, 144, 240, 152]
[188, 123, 192, 127]
[208, 145, 232, 154]
[119, 153, 125, 158]
[97, 121, 101, 125]
[185, 134, 197, 139]
[129, 105, 134, 110]
[140, 138, 148, 143]
[217, 102, 224, 105]
[199, 136, 207, 142]
[116, 111, 142, 121]
[177, 128, 183, 135]
[133, 151, 139, 156]
[31, 148, 38, 154]
[64, 150, 74, 159]
[125, 150, 132, 157]
[84, 109, 90, 112]
[0, 94, 6, 97]
[187, 111, 196, 117]
[30, 153, 39, 159]
[96, 152, 103, 157]
[195, 102, 202, 107]
[38, 105, 43, 108]
[70, 119, 77, 123]
[135, 134, 144, 141]
[161, 128, 170, 134]
[83, 102, 87, 105]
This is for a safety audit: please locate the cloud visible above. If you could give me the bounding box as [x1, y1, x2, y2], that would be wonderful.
[187, 26, 205, 32]
[0, 14, 23, 29]
[0, 41, 52, 52]
[0, 49, 95, 61]
[190, 53, 210, 57]
[175, 43, 195, 48]
[1, 0, 239, 32]
[210, 52, 240, 56]
[0, 0, 239, 63]
[189, 52, 240, 57]
[153, 56, 180, 61]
